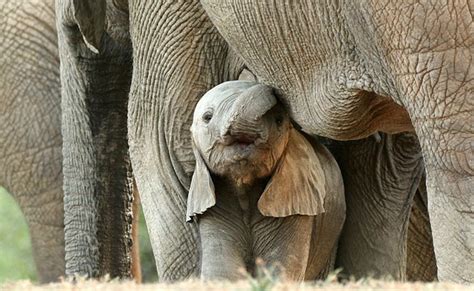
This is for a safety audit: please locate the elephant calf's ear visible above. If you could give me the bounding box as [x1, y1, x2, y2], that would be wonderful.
[258, 129, 329, 217]
[186, 144, 216, 222]
[72, 0, 105, 54]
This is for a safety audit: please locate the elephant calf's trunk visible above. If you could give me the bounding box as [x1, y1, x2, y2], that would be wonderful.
[223, 84, 277, 138]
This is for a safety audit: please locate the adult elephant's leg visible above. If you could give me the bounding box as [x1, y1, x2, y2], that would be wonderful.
[357, 1, 473, 282]
[404, 72, 473, 282]
[398, 39, 473, 282]
[408, 91, 473, 282]
[0, 0, 64, 283]
[128, 1, 243, 280]
[407, 176, 437, 281]
[9, 187, 64, 284]
[56, 0, 135, 278]
[131, 182, 142, 282]
[331, 133, 424, 280]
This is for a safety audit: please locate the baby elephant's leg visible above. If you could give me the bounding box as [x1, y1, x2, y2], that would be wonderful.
[198, 205, 250, 280]
[252, 215, 314, 281]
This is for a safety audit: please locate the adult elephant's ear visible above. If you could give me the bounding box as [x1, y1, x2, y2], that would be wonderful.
[258, 129, 330, 217]
[186, 143, 216, 222]
[72, 0, 105, 54]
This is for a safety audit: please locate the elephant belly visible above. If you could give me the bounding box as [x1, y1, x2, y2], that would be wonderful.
[284, 88, 414, 140]
[201, 0, 414, 140]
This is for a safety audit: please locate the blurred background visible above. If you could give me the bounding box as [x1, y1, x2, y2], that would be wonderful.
[0, 187, 158, 283]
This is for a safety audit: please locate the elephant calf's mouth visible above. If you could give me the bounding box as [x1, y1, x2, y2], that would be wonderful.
[232, 136, 256, 147]
[220, 134, 262, 162]
[221, 133, 259, 147]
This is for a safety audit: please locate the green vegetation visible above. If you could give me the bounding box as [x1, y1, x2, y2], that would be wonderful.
[0, 187, 37, 282]
[138, 209, 158, 282]
[0, 187, 157, 283]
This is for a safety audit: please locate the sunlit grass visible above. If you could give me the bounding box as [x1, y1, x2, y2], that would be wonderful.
[0, 187, 37, 282]
[0, 276, 470, 291]
[0, 186, 158, 283]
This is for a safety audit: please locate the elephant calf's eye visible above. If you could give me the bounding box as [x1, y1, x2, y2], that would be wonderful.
[275, 115, 284, 127]
[202, 112, 213, 123]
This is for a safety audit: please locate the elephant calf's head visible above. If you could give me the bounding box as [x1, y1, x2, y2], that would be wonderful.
[191, 81, 290, 184]
[187, 81, 330, 221]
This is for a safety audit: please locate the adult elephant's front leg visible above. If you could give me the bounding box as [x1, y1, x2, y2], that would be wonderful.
[127, 0, 243, 280]
[331, 133, 424, 280]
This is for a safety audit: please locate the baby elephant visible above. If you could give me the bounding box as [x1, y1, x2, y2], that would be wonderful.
[187, 81, 345, 281]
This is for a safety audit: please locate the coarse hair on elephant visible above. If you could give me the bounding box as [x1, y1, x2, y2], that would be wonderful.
[55, 0, 468, 283]
[187, 81, 345, 280]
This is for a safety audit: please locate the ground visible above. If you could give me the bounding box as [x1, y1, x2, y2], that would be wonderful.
[1, 188, 472, 290]
[1, 279, 471, 291]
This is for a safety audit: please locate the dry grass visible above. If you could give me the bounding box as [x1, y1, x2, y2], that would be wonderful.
[1, 277, 471, 291]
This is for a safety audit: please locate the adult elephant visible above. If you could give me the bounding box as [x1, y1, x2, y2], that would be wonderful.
[328, 132, 434, 281]
[407, 175, 437, 282]
[56, 0, 469, 283]
[55, 0, 137, 280]
[56, 0, 242, 280]
[0, 0, 64, 283]
[243, 71, 437, 281]
[200, 1, 472, 282]
[0, 0, 142, 282]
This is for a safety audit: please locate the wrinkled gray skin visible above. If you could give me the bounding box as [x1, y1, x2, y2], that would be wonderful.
[0, 0, 144, 282]
[55, 0, 135, 278]
[241, 71, 439, 281]
[188, 81, 345, 280]
[0, 0, 436, 277]
[0, 0, 64, 283]
[328, 132, 428, 280]
[55, 0, 241, 280]
[202, 0, 473, 283]
[56, 0, 461, 282]
[407, 175, 437, 281]
[239, 71, 439, 282]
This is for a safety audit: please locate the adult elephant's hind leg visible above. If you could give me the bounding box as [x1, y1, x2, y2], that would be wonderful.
[406, 176, 437, 281]
[392, 19, 473, 281]
[18, 185, 65, 283]
[408, 97, 473, 282]
[0, 143, 64, 284]
[0, 176, 64, 284]
[331, 133, 424, 280]
[0, 0, 64, 282]
[373, 1, 473, 281]
[411, 111, 473, 282]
